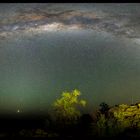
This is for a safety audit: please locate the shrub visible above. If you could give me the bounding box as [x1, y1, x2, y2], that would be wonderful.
[53, 89, 86, 123]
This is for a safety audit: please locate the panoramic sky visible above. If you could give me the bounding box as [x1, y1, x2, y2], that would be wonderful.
[0, 3, 140, 39]
[0, 4, 140, 115]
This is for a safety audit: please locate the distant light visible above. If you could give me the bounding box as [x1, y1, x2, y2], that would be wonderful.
[17, 109, 20, 113]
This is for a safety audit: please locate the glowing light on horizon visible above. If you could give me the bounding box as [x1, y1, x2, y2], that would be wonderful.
[17, 109, 20, 113]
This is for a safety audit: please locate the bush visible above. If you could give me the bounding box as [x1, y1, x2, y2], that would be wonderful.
[53, 89, 86, 123]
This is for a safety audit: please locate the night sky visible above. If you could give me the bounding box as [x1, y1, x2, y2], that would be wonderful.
[0, 4, 140, 115]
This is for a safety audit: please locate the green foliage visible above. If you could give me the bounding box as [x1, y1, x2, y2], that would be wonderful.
[109, 103, 140, 131]
[96, 114, 107, 136]
[106, 118, 118, 136]
[53, 89, 86, 122]
[97, 114, 107, 129]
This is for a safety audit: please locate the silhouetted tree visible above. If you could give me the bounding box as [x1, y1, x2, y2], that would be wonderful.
[99, 102, 110, 117]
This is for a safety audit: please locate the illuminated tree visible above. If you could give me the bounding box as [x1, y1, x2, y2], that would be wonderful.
[53, 89, 86, 122]
[109, 103, 140, 132]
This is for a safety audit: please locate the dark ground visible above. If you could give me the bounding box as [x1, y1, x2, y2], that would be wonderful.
[0, 115, 138, 140]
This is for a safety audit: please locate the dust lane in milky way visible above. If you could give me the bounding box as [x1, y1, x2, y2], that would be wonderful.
[0, 3, 140, 40]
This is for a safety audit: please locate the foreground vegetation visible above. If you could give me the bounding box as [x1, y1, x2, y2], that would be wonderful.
[1, 89, 140, 138]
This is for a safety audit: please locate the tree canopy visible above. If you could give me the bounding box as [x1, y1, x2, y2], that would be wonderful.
[53, 89, 86, 122]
